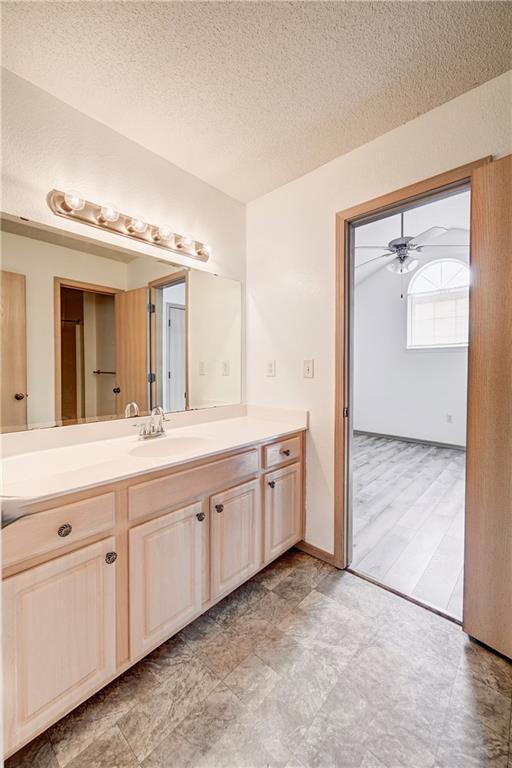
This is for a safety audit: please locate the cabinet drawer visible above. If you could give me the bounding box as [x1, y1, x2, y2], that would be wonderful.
[128, 449, 259, 522]
[263, 436, 302, 470]
[2, 493, 116, 568]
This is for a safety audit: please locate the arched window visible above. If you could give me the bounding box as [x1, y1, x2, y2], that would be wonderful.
[407, 259, 469, 349]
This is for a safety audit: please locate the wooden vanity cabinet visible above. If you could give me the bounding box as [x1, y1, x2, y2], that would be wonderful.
[2, 431, 305, 759]
[129, 501, 205, 657]
[3, 537, 117, 753]
[210, 479, 262, 600]
[264, 463, 302, 562]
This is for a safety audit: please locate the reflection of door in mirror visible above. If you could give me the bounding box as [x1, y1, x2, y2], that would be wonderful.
[56, 280, 118, 425]
[150, 273, 188, 414]
[0, 270, 28, 432]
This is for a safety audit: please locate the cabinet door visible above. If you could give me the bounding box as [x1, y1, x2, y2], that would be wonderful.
[211, 479, 262, 600]
[264, 463, 302, 563]
[129, 502, 204, 658]
[3, 537, 117, 754]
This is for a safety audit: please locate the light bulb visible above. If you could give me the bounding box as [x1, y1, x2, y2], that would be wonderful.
[63, 190, 85, 212]
[157, 224, 173, 241]
[176, 235, 193, 250]
[127, 216, 148, 235]
[197, 243, 211, 258]
[98, 203, 119, 224]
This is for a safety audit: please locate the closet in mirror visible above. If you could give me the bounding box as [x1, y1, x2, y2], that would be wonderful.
[0, 218, 242, 432]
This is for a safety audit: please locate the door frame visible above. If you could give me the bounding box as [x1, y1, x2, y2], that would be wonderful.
[333, 156, 491, 570]
[54, 277, 122, 426]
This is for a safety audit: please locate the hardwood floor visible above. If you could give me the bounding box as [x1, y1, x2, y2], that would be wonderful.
[351, 433, 466, 620]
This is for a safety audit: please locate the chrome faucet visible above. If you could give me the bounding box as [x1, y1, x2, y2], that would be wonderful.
[138, 406, 166, 440]
[124, 401, 140, 418]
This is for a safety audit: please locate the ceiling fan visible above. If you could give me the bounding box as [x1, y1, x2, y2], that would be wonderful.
[355, 212, 469, 275]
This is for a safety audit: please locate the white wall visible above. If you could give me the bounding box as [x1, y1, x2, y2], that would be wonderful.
[246, 71, 512, 554]
[188, 271, 242, 408]
[354, 258, 468, 446]
[1, 70, 246, 283]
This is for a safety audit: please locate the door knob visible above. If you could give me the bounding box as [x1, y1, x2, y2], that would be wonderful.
[14, 393, 25, 400]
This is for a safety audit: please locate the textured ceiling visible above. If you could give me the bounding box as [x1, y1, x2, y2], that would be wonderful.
[2, 2, 511, 202]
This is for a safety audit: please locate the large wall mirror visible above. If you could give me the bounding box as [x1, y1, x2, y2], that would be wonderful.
[0, 217, 242, 432]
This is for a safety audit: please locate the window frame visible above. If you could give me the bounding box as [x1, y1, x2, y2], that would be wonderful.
[406, 258, 470, 351]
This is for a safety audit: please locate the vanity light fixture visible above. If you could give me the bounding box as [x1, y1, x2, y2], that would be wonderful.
[47, 189, 211, 262]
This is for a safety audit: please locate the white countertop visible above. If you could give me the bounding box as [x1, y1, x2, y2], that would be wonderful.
[1, 412, 307, 506]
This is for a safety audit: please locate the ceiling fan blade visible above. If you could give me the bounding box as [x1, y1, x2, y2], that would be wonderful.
[355, 253, 394, 268]
[409, 226, 447, 247]
[354, 245, 392, 250]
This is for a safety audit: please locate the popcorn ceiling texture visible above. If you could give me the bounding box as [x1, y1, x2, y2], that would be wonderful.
[2, 1, 511, 202]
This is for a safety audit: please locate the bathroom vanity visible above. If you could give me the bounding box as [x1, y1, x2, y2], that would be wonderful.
[1, 412, 306, 757]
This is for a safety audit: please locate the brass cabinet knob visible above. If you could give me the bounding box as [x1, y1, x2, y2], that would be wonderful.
[57, 523, 72, 537]
[105, 552, 117, 565]
[196, 512, 205, 522]
[215, 504, 224, 513]
[268, 480, 276, 489]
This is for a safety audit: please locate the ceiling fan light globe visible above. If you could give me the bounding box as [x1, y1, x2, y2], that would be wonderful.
[387, 257, 419, 275]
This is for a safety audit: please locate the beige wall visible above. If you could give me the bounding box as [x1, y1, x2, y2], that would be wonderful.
[246, 71, 512, 553]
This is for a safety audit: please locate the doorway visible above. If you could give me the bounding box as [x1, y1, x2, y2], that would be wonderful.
[55, 280, 118, 425]
[150, 272, 188, 413]
[350, 188, 470, 620]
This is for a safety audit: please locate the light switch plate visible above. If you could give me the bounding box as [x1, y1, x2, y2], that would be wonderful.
[303, 359, 314, 378]
[266, 360, 276, 377]
[199, 361, 206, 376]
[222, 361, 230, 376]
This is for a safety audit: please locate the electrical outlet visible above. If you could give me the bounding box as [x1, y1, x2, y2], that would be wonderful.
[303, 359, 314, 378]
[446, 414, 453, 423]
[222, 361, 230, 376]
[199, 361, 206, 376]
[266, 360, 276, 377]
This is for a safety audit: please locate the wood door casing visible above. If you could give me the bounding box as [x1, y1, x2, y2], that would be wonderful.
[115, 287, 148, 415]
[2, 537, 117, 753]
[129, 502, 204, 657]
[0, 270, 27, 432]
[264, 464, 302, 563]
[463, 155, 512, 659]
[211, 479, 262, 600]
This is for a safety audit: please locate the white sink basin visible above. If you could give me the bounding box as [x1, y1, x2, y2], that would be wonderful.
[129, 435, 212, 458]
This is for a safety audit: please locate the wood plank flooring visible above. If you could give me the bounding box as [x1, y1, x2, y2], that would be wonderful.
[351, 433, 466, 620]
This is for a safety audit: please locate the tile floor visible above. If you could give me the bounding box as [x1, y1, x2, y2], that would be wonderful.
[6, 549, 512, 768]
[352, 434, 466, 619]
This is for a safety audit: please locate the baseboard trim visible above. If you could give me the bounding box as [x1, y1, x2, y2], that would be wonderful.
[296, 541, 336, 567]
[353, 430, 466, 451]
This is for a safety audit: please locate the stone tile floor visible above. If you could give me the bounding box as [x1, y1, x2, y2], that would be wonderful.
[7, 549, 512, 768]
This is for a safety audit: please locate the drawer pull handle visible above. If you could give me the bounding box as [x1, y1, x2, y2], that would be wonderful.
[57, 523, 72, 537]
[105, 552, 117, 565]
[268, 480, 276, 489]
[280, 449, 291, 457]
[215, 504, 224, 513]
[196, 512, 205, 522]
